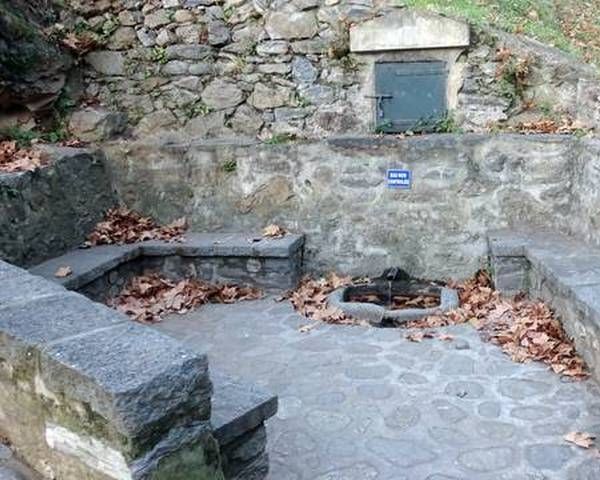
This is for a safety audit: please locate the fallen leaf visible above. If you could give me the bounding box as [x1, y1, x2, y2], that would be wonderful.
[438, 334, 455, 342]
[565, 431, 595, 449]
[262, 224, 287, 238]
[54, 266, 73, 278]
[85, 208, 188, 246]
[0, 141, 50, 173]
[299, 322, 319, 333]
[108, 273, 262, 323]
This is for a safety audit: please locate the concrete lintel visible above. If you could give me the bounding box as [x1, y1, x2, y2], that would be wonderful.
[350, 10, 470, 53]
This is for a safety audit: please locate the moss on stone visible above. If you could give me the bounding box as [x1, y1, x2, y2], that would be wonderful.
[148, 436, 225, 480]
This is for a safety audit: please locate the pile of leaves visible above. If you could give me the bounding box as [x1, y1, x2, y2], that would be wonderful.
[286, 273, 359, 324]
[0, 141, 50, 173]
[410, 270, 588, 379]
[510, 118, 588, 135]
[109, 273, 262, 323]
[85, 207, 188, 246]
[262, 224, 287, 238]
[289, 269, 587, 378]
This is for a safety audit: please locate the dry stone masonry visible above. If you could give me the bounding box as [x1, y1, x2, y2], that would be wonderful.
[55, 2, 600, 140]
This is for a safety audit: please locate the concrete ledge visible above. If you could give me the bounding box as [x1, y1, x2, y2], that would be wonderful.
[0, 260, 223, 479]
[30, 233, 305, 295]
[488, 230, 600, 382]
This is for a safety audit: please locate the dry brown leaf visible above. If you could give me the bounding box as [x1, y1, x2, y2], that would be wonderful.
[262, 224, 287, 238]
[299, 322, 319, 334]
[438, 334, 455, 342]
[404, 269, 588, 379]
[565, 431, 596, 449]
[285, 273, 358, 325]
[54, 266, 73, 278]
[0, 141, 50, 173]
[108, 273, 262, 323]
[85, 208, 188, 246]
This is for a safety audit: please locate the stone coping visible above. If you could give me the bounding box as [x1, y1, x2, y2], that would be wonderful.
[30, 233, 305, 291]
[488, 230, 600, 381]
[211, 372, 278, 446]
[127, 133, 582, 152]
[0, 259, 215, 474]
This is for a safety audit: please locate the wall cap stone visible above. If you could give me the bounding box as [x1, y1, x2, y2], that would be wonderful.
[30, 233, 305, 291]
[350, 9, 470, 52]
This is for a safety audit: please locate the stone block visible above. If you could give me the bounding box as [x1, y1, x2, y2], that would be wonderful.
[85, 51, 125, 76]
[350, 10, 469, 52]
[0, 267, 66, 308]
[0, 292, 126, 360]
[265, 11, 318, 40]
[211, 372, 277, 446]
[68, 108, 127, 142]
[40, 323, 212, 444]
[491, 256, 529, 295]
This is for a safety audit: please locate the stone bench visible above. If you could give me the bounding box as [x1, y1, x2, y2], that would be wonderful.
[29, 233, 305, 301]
[488, 230, 600, 382]
[211, 373, 277, 480]
[0, 260, 221, 479]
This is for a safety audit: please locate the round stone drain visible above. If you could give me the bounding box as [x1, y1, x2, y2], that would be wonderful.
[327, 269, 459, 327]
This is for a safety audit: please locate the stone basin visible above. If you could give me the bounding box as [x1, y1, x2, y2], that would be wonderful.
[328, 281, 459, 327]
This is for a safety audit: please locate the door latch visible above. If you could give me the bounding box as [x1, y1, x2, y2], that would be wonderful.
[365, 94, 393, 117]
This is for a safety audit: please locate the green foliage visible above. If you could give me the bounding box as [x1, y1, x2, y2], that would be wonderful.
[433, 112, 462, 133]
[374, 119, 393, 134]
[221, 159, 237, 173]
[294, 93, 311, 108]
[149, 46, 168, 64]
[339, 55, 359, 72]
[0, 124, 68, 146]
[223, 6, 235, 22]
[401, 0, 579, 59]
[265, 133, 296, 145]
[497, 53, 533, 105]
[183, 101, 211, 119]
[0, 127, 38, 147]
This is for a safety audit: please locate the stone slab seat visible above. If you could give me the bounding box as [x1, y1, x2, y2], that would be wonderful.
[29, 232, 305, 293]
[488, 229, 600, 383]
[0, 260, 221, 480]
[210, 372, 277, 480]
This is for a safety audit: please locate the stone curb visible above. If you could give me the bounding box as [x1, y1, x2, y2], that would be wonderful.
[30, 233, 305, 292]
[327, 285, 459, 326]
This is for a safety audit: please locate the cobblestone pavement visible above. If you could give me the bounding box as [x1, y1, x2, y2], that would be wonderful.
[155, 298, 600, 480]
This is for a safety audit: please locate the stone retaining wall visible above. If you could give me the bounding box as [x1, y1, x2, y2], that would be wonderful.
[60, 2, 600, 139]
[0, 147, 117, 267]
[105, 133, 582, 279]
[0, 260, 224, 479]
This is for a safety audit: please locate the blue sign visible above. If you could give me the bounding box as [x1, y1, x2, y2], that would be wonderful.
[387, 169, 412, 189]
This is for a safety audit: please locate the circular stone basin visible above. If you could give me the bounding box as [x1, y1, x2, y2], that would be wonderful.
[327, 281, 459, 327]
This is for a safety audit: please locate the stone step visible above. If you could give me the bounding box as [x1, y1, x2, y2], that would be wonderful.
[489, 230, 600, 382]
[210, 372, 277, 480]
[29, 232, 305, 297]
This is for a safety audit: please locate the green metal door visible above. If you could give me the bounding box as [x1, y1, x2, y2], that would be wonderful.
[374, 61, 448, 133]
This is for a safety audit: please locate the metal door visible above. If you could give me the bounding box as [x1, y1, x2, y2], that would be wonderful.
[374, 61, 447, 133]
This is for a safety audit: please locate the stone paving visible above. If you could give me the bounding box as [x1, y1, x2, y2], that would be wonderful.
[155, 298, 600, 480]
